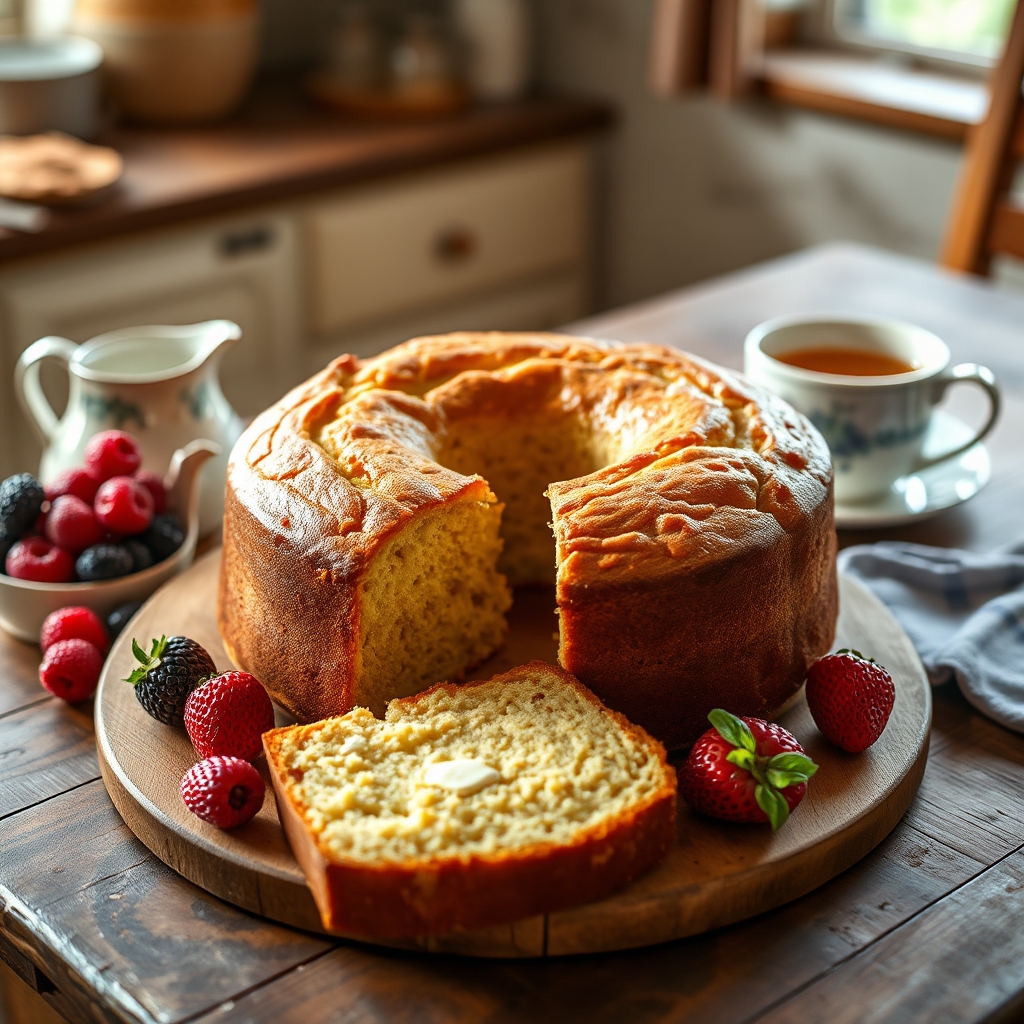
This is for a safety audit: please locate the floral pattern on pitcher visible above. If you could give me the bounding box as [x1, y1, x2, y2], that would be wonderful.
[180, 381, 214, 421]
[83, 394, 146, 430]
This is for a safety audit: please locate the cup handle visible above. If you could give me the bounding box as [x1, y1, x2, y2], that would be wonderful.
[14, 336, 79, 446]
[917, 363, 1001, 471]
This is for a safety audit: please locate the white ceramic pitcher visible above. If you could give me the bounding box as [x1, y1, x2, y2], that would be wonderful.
[15, 321, 245, 536]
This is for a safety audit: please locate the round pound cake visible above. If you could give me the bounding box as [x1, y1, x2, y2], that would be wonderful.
[219, 332, 837, 748]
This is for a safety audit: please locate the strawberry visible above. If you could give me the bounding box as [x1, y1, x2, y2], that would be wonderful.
[184, 671, 275, 762]
[806, 649, 895, 753]
[181, 756, 265, 829]
[679, 709, 818, 831]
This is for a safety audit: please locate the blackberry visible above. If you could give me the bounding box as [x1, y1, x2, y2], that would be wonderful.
[76, 543, 133, 581]
[124, 538, 153, 573]
[140, 515, 184, 563]
[0, 474, 45, 540]
[106, 600, 143, 641]
[126, 635, 217, 726]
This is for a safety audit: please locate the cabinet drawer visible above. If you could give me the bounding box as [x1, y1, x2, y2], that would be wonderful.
[305, 142, 590, 335]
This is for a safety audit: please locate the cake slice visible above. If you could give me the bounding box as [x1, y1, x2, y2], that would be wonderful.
[263, 661, 678, 938]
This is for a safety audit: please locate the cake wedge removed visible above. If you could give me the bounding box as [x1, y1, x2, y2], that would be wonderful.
[263, 662, 678, 938]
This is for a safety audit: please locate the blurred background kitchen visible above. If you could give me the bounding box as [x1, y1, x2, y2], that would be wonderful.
[0, 0, 1016, 484]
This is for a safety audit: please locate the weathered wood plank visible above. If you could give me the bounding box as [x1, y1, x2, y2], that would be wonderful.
[756, 849, 1024, 1024]
[0, 781, 332, 1024]
[0, 701, 98, 821]
[196, 821, 980, 1024]
[904, 688, 1024, 863]
[0, 635, 46, 719]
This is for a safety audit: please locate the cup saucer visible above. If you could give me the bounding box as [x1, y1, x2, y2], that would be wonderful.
[834, 409, 991, 529]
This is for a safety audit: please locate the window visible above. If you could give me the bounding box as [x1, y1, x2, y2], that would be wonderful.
[830, 0, 1016, 68]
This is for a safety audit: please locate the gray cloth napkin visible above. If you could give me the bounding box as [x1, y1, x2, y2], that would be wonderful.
[838, 540, 1024, 733]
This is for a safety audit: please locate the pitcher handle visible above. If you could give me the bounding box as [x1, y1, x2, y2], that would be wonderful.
[14, 336, 79, 446]
[918, 363, 1001, 471]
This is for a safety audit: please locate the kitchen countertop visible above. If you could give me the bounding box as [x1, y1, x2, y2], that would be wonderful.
[0, 78, 613, 265]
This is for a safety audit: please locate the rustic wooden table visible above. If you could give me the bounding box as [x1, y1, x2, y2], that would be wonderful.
[2, 242, 1024, 1024]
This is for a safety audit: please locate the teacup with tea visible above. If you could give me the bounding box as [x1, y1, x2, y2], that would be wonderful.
[743, 316, 1001, 504]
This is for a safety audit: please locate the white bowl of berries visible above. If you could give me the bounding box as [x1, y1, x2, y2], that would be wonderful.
[0, 430, 219, 643]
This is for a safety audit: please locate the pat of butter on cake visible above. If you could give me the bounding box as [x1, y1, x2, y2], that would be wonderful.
[263, 661, 678, 938]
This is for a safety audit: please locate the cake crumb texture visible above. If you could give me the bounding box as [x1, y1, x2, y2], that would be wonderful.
[264, 662, 678, 936]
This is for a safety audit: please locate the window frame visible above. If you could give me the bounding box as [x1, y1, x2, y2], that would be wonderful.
[808, 0, 1003, 77]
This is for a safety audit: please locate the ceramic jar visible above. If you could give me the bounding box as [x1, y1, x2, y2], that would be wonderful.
[0, 36, 103, 139]
[14, 320, 245, 537]
[74, 0, 260, 124]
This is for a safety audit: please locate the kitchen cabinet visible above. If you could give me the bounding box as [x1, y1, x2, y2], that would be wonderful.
[305, 142, 590, 346]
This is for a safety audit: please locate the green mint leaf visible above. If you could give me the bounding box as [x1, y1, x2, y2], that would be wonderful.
[755, 784, 790, 832]
[708, 709, 756, 753]
[726, 748, 756, 772]
[767, 752, 819, 778]
[767, 768, 810, 789]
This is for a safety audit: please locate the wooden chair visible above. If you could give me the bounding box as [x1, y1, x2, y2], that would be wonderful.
[942, 0, 1024, 274]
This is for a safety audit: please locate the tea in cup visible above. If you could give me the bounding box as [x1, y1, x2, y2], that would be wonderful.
[743, 316, 1001, 504]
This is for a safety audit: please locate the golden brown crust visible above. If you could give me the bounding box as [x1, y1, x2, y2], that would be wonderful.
[263, 662, 678, 938]
[220, 331, 837, 743]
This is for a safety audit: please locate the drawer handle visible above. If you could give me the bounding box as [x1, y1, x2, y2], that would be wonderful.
[220, 226, 275, 258]
[434, 226, 477, 264]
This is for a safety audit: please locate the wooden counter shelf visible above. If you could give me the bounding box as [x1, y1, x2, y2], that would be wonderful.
[0, 77, 613, 264]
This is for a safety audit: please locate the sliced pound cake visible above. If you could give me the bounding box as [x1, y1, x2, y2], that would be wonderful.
[263, 662, 677, 938]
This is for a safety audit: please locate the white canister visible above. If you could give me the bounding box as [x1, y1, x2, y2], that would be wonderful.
[452, 0, 531, 101]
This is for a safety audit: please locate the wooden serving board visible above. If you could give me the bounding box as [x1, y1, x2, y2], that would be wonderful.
[95, 550, 931, 958]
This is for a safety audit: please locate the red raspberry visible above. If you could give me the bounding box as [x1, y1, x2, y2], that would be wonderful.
[184, 671, 275, 762]
[181, 756, 265, 829]
[39, 638, 103, 702]
[40, 605, 109, 653]
[45, 494, 103, 553]
[31, 510, 48, 535]
[84, 430, 142, 482]
[134, 470, 167, 515]
[46, 467, 102, 505]
[806, 650, 895, 753]
[94, 476, 154, 535]
[6, 537, 75, 582]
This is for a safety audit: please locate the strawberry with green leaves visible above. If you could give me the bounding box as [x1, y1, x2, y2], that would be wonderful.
[679, 709, 819, 831]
